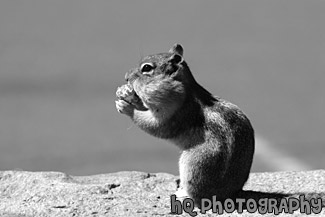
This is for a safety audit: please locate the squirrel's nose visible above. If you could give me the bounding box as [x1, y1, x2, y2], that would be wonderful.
[125, 68, 138, 83]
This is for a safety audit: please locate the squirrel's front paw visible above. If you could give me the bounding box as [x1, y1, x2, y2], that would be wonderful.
[116, 84, 148, 111]
[115, 99, 135, 116]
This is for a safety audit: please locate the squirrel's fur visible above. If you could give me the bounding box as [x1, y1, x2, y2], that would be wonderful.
[116, 44, 255, 206]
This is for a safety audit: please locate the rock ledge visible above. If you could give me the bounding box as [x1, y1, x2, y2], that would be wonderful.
[0, 170, 324, 216]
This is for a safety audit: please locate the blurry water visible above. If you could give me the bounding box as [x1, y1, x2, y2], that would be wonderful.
[0, 1, 324, 175]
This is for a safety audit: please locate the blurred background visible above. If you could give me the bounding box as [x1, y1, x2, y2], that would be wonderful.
[0, 1, 324, 175]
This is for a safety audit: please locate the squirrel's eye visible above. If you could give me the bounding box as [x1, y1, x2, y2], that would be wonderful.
[140, 63, 154, 74]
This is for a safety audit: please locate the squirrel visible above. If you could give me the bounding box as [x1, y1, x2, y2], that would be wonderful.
[115, 44, 255, 206]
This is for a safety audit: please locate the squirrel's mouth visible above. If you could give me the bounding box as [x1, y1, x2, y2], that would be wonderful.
[133, 91, 141, 101]
[129, 81, 141, 100]
[130, 85, 149, 111]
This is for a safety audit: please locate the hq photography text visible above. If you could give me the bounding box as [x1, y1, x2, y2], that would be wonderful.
[170, 195, 323, 216]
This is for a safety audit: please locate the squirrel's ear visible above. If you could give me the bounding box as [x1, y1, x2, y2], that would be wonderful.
[168, 53, 183, 65]
[169, 44, 183, 56]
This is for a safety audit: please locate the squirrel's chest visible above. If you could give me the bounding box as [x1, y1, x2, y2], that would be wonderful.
[135, 110, 203, 141]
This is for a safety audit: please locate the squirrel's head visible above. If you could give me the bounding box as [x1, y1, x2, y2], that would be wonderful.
[125, 44, 192, 84]
[125, 44, 194, 115]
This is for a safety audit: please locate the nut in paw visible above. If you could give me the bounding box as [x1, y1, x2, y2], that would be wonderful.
[116, 84, 137, 103]
[116, 84, 147, 111]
